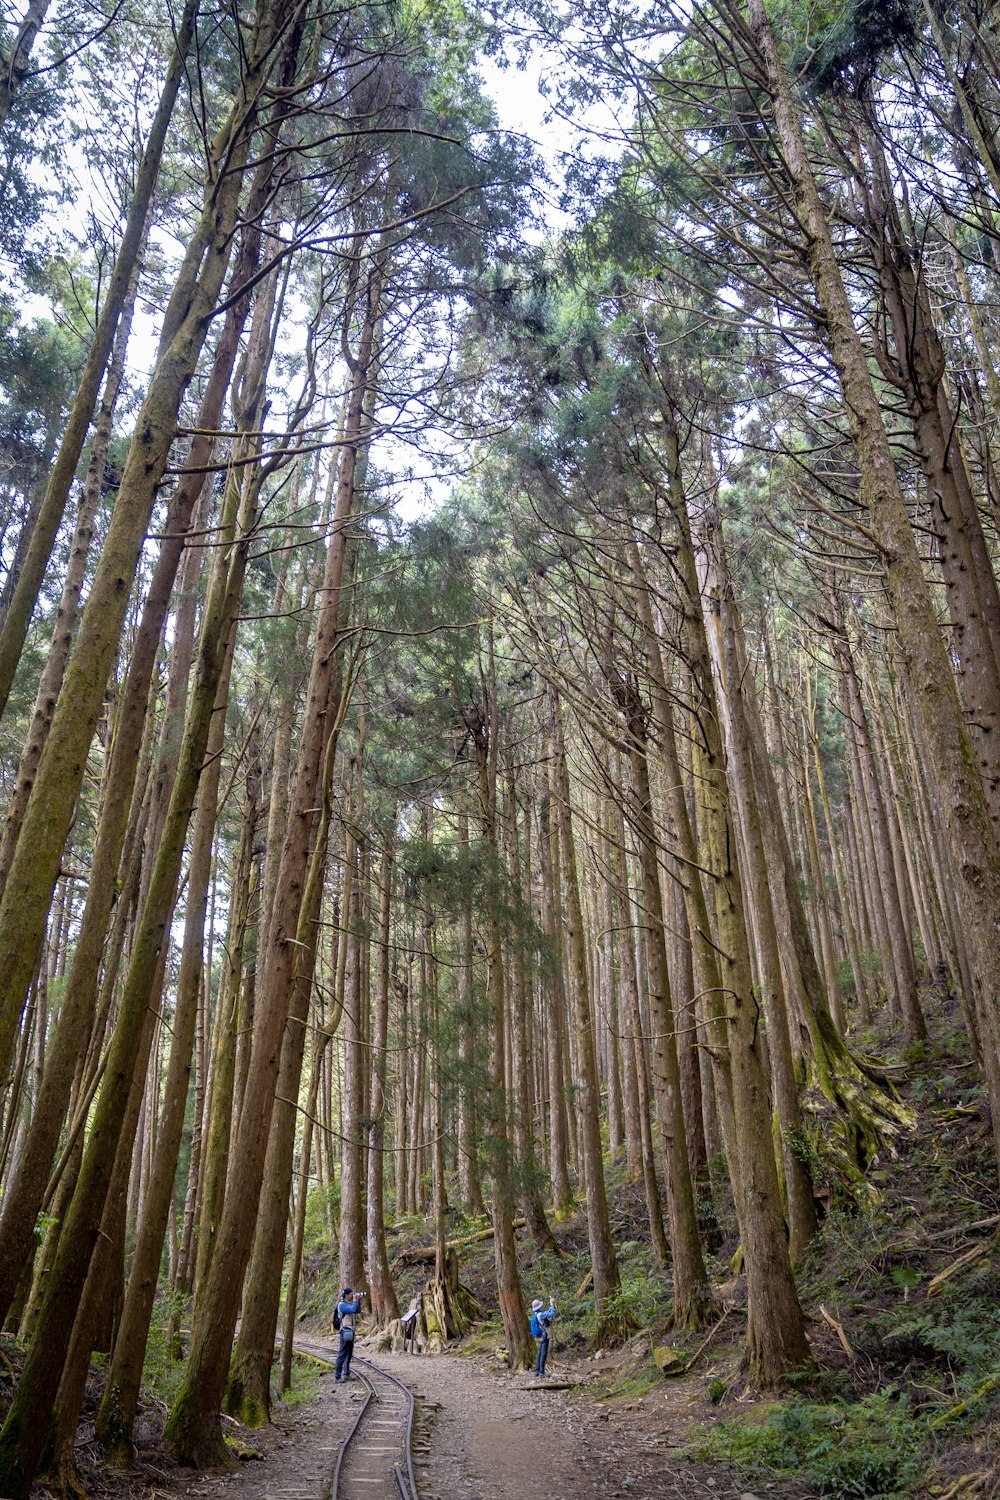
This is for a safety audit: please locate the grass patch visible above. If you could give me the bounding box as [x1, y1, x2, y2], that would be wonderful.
[276, 1357, 322, 1410]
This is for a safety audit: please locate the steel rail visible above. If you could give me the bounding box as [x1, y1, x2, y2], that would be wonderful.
[288, 1337, 419, 1500]
[329, 1360, 378, 1500]
[351, 1355, 418, 1500]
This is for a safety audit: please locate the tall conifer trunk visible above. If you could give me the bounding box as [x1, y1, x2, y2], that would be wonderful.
[620, 682, 712, 1323]
[473, 645, 533, 1370]
[366, 838, 399, 1327]
[0, 316, 263, 1489]
[164, 240, 382, 1468]
[551, 695, 625, 1341]
[0, 0, 200, 721]
[539, 788, 574, 1218]
[745, 0, 1000, 1170]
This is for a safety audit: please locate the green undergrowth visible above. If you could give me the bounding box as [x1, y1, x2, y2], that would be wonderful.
[294, 1185, 340, 1324]
[276, 1359, 322, 1409]
[688, 1390, 926, 1498]
[681, 1024, 1000, 1497]
[139, 1295, 322, 1421]
[141, 1295, 188, 1408]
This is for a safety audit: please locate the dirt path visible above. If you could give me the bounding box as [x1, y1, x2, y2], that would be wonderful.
[373, 1345, 769, 1500]
[97, 1337, 816, 1500]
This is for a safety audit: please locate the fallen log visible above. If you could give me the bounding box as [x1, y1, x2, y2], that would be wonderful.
[927, 1242, 993, 1298]
[392, 1219, 526, 1265]
[921, 1214, 999, 1245]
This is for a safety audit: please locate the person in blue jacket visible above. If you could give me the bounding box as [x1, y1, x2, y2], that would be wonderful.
[530, 1296, 556, 1378]
[335, 1287, 366, 1381]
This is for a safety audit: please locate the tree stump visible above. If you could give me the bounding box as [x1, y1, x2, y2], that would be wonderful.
[368, 1253, 479, 1354]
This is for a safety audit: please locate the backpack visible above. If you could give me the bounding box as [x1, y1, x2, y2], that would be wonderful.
[333, 1306, 341, 1332]
[530, 1310, 541, 1338]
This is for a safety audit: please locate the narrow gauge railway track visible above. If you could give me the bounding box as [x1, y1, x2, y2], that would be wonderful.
[293, 1339, 419, 1500]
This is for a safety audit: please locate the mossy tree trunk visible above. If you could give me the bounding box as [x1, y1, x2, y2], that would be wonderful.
[0, 127, 283, 1330]
[0, 335, 259, 1491]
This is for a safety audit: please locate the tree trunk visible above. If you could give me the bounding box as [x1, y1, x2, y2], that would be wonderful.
[193, 741, 263, 1295]
[455, 804, 486, 1216]
[228, 543, 351, 1427]
[747, 0, 1000, 1172]
[163, 236, 382, 1469]
[0, 0, 275, 1120]
[0, 0, 53, 132]
[43, 1008, 154, 1493]
[339, 820, 368, 1293]
[610, 800, 669, 1262]
[365, 838, 399, 1328]
[0, 0, 199, 721]
[863, 130, 1000, 828]
[831, 607, 925, 1039]
[93, 233, 287, 1454]
[505, 782, 559, 1253]
[538, 788, 574, 1218]
[94, 619, 237, 1463]
[0, 360, 258, 1491]
[695, 504, 819, 1262]
[472, 653, 533, 1371]
[0, 248, 140, 885]
[634, 443, 810, 1383]
[620, 684, 712, 1320]
[0, 123, 284, 1325]
[551, 694, 624, 1342]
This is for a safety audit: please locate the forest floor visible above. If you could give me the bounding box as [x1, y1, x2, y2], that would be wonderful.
[366, 1342, 817, 1500]
[61, 1332, 815, 1500]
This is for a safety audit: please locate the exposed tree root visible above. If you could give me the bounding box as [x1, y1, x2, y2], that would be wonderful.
[594, 1302, 639, 1349]
[370, 1254, 480, 1354]
[797, 1010, 916, 1203]
[48, 1451, 89, 1500]
[671, 1284, 717, 1334]
[162, 1399, 236, 1470]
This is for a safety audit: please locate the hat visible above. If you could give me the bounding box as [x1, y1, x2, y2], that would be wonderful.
[342, 1287, 353, 1298]
[531, 1299, 544, 1311]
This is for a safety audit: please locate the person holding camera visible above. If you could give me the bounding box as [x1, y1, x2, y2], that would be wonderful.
[530, 1296, 556, 1378]
[334, 1287, 366, 1381]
